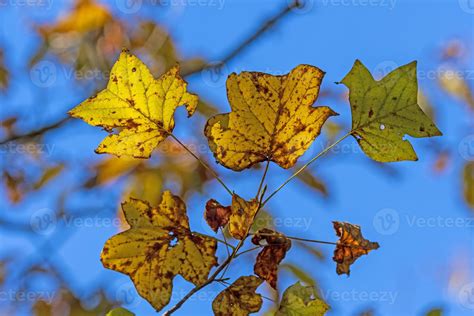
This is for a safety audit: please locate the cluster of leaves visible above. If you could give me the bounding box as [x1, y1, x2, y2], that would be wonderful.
[68, 49, 440, 315]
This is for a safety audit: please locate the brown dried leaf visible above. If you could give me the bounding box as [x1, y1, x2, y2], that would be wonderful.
[333, 221, 379, 275]
[204, 199, 231, 232]
[251, 228, 291, 289]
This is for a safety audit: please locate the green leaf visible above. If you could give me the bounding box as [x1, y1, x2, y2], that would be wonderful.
[106, 307, 135, 316]
[276, 282, 329, 316]
[340, 60, 442, 162]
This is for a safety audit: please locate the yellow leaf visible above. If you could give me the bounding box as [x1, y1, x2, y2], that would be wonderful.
[33, 164, 64, 190]
[341, 60, 442, 162]
[69, 49, 198, 158]
[101, 191, 217, 311]
[42, 0, 111, 34]
[205, 65, 337, 171]
[212, 276, 263, 316]
[463, 162, 474, 209]
[229, 194, 260, 240]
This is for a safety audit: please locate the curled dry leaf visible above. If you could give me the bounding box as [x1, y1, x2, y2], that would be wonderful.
[204, 199, 232, 232]
[205, 65, 337, 171]
[204, 194, 259, 239]
[341, 60, 442, 162]
[276, 281, 329, 316]
[212, 276, 263, 316]
[332, 221, 379, 276]
[100, 191, 217, 311]
[251, 228, 291, 289]
[69, 49, 198, 158]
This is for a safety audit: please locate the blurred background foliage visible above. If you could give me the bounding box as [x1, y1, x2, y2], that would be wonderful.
[0, 0, 472, 315]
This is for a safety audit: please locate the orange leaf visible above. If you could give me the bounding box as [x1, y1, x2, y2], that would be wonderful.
[332, 221, 379, 276]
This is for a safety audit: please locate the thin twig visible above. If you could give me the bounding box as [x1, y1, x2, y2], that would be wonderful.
[0, 117, 70, 145]
[220, 227, 231, 257]
[256, 160, 270, 199]
[250, 232, 338, 246]
[261, 132, 353, 207]
[194, 232, 235, 250]
[169, 134, 233, 195]
[234, 246, 261, 258]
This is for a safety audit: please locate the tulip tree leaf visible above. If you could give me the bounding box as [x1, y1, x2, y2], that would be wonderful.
[276, 282, 329, 316]
[69, 49, 198, 158]
[332, 221, 379, 275]
[205, 65, 337, 171]
[212, 276, 263, 316]
[101, 191, 217, 311]
[251, 228, 292, 289]
[340, 60, 442, 162]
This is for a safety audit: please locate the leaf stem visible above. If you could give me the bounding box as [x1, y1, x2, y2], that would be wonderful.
[169, 134, 233, 196]
[250, 232, 339, 246]
[261, 132, 352, 207]
[256, 160, 270, 199]
[234, 246, 261, 258]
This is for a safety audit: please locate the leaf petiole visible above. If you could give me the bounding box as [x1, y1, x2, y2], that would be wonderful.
[261, 132, 353, 207]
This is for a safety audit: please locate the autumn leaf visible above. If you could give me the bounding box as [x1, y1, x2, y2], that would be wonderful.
[463, 162, 474, 209]
[332, 221, 379, 275]
[69, 49, 198, 158]
[204, 199, 232, 232]
[229, 194, 260, 240]
[0, 49, 8, 92]
[205, 65, 337, 171]
[101, 191, 217, 311]
[275, 282, 329, 316]
[39, 0, 111, 35]
[340, 60, 442, 162]
[251, 228, 291, 289]
[212, 276, 263, 316]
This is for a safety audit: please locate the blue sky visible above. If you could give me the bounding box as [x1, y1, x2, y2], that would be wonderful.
[0, 0, 473, 315]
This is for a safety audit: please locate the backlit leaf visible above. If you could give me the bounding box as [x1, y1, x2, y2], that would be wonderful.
[204, 199, 232, 233]
[276, 282, 329, 316]
[229, 194, 260, 240]
[463, 162, 474, 209]
[205, 65, 337, 171]
[101, 191, 217, 311]
[212, 276, 263, 316]
[69, 49, 198, 158]
[251, 228, 291, 289]
[332, 221, 379, 275]
[340, 60, 442, 162]
[40, 0, 111, 34]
